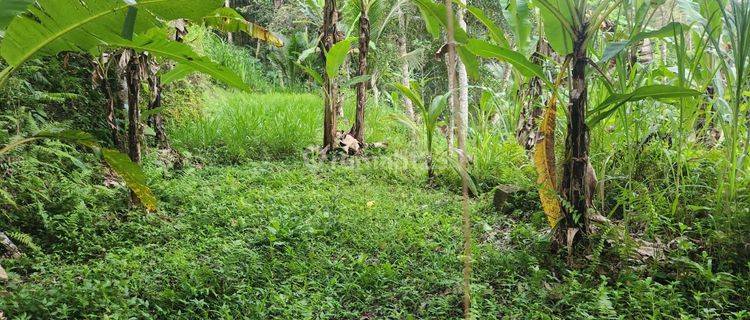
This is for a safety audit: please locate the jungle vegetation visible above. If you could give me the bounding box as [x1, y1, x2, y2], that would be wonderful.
[0, 0, 748, 318]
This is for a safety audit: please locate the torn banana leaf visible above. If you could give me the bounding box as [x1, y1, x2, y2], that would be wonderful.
[203, 7, 284, 47]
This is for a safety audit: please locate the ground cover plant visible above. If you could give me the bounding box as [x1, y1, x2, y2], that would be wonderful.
[0, 0, 749, 319]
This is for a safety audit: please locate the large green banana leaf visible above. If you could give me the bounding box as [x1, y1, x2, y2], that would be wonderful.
[0, 0, 33, 31]
[111, 29, 247, 90]
[1, 0, 222, 67]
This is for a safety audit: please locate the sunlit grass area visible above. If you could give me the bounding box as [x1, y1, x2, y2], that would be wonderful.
[169, 89, 407, 161]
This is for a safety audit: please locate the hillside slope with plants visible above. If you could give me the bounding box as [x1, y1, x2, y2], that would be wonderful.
[0, 0, 749, 319]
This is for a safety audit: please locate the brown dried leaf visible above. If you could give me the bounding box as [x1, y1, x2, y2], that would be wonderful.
[534, 96, 563, 228]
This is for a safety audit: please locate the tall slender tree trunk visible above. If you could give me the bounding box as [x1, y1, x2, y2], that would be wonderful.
[444, 1, 471, 318]
[126, 53, 142, 165]
[560, 35, 589, 247]
[455, 3, 469, 148]
[350, 12, 370, 145]
[397, 6, 415, 119]
[446, 46, 456, 148]
[321, 0, 340, 152]
[125, 53, 143, 206]
[116, 51, 131, 152]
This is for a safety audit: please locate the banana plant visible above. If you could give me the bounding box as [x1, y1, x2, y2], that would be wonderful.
[393, 82, 448, 184]
[320, 0, 346, 152]
[532, 0, 706, 246]
[0, 0, 272, 210]
[450, 1, 702, 248]
[343, 0, 406, 146]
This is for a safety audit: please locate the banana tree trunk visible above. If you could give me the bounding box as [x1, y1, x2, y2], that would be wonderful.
[321, 0, 340, 152]
[560, 36, 590, 247]
[116, 53, 131, 152]
[516, 39, 552, 150]
[516, 77, 543, 150]
[125, 52, 143, 206]
[100, 70, 124, 151]
[126, 53, 142, 164]
[397, 7, 415, 119]
[350, 13, 370, 146]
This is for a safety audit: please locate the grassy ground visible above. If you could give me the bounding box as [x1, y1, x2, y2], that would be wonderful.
[169, 88, 405, 162]
[1, 91, 748, 319]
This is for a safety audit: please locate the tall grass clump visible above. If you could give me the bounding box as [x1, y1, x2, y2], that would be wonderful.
[170, 89, 404, 162]
[170, 89, 320, 160]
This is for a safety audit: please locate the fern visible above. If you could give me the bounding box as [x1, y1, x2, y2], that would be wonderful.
[6, 231, 41, 254]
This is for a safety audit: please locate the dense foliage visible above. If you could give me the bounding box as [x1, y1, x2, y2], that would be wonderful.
[0, 0, 748, 319]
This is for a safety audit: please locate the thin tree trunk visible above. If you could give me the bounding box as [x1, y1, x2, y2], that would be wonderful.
[126, 53, 144, 205]
[560, 36, 589, 248]
[444, 1, 471, 318]
[104, 83, 123, 151]
[446, 44, 456, 148]
[321, 0, 340, 152]
[126, 53, 143, 165]
[350, 12, 370, 145]
[116, 52, 131, 152]
[455, 3, 469, 148]
[397, 6, 415, 119]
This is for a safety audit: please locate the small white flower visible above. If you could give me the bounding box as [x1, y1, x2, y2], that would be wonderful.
[123, 0, 137, 5]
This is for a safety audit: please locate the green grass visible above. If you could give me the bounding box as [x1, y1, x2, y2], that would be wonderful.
[2, 154, 748, 319]
[169, 89, 407, 162]
[2, 90, 749, 319]
[187, 27, 275, 92]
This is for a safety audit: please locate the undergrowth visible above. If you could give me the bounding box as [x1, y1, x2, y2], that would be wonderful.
[1, 87, 748, 319]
